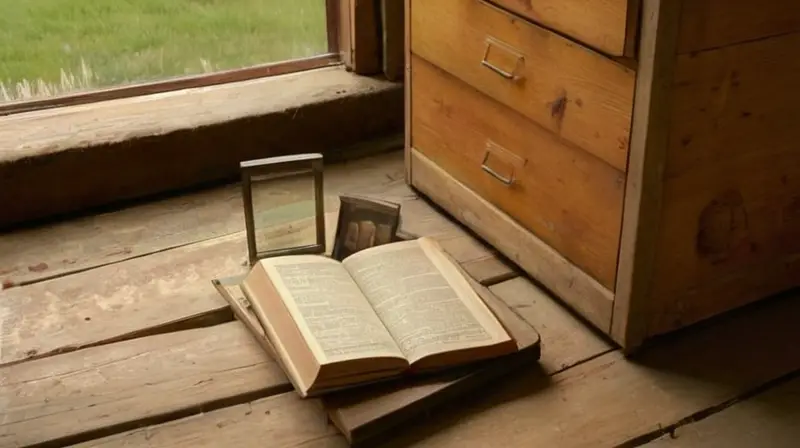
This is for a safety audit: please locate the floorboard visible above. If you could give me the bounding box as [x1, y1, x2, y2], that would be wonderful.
[58, 276, 599, 448]
[644, 374, 800, 448]
[2, 151, 797, 446]
[0, 151, 407, 288]
[0, 151, 514, 291]
[0, 322, 288, 448]
[0, 214, 340, 367]
[379, 291, 800, 447]
[1, 153, 514, 367]
[73, 393, 346, 448]
[490, 278, 613, 373]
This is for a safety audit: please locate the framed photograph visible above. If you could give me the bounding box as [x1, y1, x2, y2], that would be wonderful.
[240, 153, 326, 266]
[331, 195, 401, 261]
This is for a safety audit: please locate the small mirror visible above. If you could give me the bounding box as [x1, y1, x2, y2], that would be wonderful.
[240, 153, 325, 266]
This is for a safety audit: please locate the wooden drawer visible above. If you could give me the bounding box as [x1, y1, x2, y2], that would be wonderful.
[490, 0, 638, 57]
[410, 55, 625, 290]
[408, 0, 800, 353]
[410, 0, 636, 173]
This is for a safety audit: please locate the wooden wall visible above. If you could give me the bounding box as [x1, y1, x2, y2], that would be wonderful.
[647, 0, 800, 335]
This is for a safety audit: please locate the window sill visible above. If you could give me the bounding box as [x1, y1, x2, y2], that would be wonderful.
[0, 65, 403, 230]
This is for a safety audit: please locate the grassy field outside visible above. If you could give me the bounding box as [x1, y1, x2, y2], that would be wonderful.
[0, 0, 327, 103]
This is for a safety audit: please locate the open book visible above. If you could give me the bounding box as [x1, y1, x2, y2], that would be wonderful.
[240, 237, 518, 397]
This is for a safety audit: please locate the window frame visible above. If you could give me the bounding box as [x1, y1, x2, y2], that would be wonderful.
[0, 0, 343, 117]
[0, 0, 407, 230]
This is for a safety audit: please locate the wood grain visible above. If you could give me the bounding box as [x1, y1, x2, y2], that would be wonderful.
[490, 278, 613, 374]
[0, 233, 242, 367]
[73, 393, 347, 448]
[341, 0, 382, 74]
[403, 0, 413, 180]
[0, 66, 396, 167]
[74, 271, 607, 448]
[491, 0, 633, 57]
[382, 291, 800, 447]
[0, 322, 289, 448]
[0, 151, 405, 287]
[410, 149, 615, 334]
[0, 150, 512, 289]
[124, 282, 800, 448]
[612, 0, 683, 350]
[624, 0, 642, 58]
[0, 66, 403, 230]
[411, 55, 625, 290]
[648, 30, 800, 337]
[1, 203, 511, 370]
[678, 0, 800, 54]
[0, 210, 344, 368]
[410, 0, 636, 172]
[645, 374, 800, 448]
[381, 0, 405, 81]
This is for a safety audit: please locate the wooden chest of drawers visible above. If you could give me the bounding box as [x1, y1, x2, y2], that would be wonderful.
[404, 0, 800, 352]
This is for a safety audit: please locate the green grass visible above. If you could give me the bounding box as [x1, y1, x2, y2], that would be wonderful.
[0, 0, 327, 102]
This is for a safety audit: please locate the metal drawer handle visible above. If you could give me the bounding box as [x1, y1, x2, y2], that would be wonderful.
[481, 155, 515, 185]
[481, 141, 526, 186]
[481, 37, 525, 81]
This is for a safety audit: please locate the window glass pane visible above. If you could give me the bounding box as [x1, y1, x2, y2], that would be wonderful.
[0, 0, 327, 104]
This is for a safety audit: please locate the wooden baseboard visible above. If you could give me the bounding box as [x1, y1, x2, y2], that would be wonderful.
[0, 67, 403, 230]
[409, 148, 615, 334]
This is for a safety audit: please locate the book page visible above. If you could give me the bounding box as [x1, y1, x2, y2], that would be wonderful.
[257, 255, 405, 365]
[342, 239, 511, 363]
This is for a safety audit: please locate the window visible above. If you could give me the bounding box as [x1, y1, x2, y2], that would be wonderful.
[0, 0, 340, 114]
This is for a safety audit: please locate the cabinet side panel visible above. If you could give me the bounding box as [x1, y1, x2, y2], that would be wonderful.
[404, 0, 412, 181]
[648, 31, 800, 337]
[678, 0, 800, 54]
[611, 0, 682, 351]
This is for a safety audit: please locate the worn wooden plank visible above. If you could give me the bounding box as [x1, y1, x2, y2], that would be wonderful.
[76, 276, 800, 447]
[403, 0, 413, 181]
[0, 151, 407, 288]
[88, 273, 606, 448]
[612, 0, 683, 351]
[490, 277, 613, 374]
[0, 211, 341, 368]
[1, 196, 511, 369]
[491, 0, 633, 57]
[0, 150, 512, 289]
[0, 322, 289, 448]
[398, 197, 517, 284]
[678, 0, 800, 54]
[381, 0, 405, 81]
[0, 233, 241, 367]
[644, 374, 800, 448]
[381, 291, 800, 447]
[648, 29, 800, 338]
[341, 0, 382, 74]
[0, 68, 392, 166]
[72, 393, 347, 448]
[0, 67, 403, 230]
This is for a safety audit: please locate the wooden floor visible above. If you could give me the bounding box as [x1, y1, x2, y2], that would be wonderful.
[2, 149, 799, 447]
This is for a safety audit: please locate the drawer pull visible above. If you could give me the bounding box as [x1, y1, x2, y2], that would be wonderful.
[481, 141, 526, 186]
[481, 37, 524, 81]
